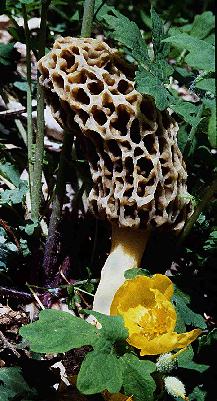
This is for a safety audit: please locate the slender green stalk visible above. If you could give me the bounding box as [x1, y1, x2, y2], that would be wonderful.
[22, 5, 33, 195]
[183, 104, 203, 159]
[178, 177, 217, 245]
[31, 0, 51, 223]
[81, 0, 95, 37]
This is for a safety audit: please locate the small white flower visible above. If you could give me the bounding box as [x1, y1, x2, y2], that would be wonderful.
[164, 376, 187, 400]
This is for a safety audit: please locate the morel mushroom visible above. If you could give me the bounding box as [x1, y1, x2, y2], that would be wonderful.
[38, 37, 192, 315]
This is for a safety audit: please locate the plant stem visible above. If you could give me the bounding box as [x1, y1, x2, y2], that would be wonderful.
[183, 104, 203, 159]
[31, 0, 51, 223]
[42, 132, 73, 285]
[178, 177, 217, 245]
[22, 5, 33, 196]
[81, 0, 95, 37]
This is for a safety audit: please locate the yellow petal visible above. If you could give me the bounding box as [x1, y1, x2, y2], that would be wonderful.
[176, 329, 202, 349]
[128, 332, 180, 355]
[121, 305, 148, 336]
[151, 274, 174, 300]
[110, 276, 155, 315]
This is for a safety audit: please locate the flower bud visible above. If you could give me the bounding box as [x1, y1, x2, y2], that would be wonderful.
[156, 353, 177, 372]
[164, 376, 188, 400]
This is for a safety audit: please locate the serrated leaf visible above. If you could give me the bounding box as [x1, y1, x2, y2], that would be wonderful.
[121, 354, 156, 401]
[136, 66, 170, 110]
[77, 351, 123, 394]
[190, 11, 215, 40]
[189, 386, 207, 401]
[171, 101, 201, 127]
[177, 346, 208, 372]
[151, 7, 170, 58]
[208, 107, 217, 148]
[195, 78, 215, 95]
[19, 309, 98, 353]
[95, 3, 149, 65]
[0, 367, 36, 401]
[173, 293, 206, 330]
[163, 34, 215, 72]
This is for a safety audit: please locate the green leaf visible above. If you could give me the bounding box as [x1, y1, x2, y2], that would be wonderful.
[124, 268, 151, 279]
[173, 292, 206, 330]
[121, 354, 156, 401]
[0, 181, 28, 206]
[199, 328, 217, 350]
[190, 11, 215, 40]
[189, 386, 207, 401]
[0, 161, 21, 187]
[136, 66, 170, 110]
[19, 309, 98, 354]
[163, 34, 215, 72]
[0, 43, 15, 66]
[151, 7, 170, 58]
[195, 78, 215, 95]
[177, 346, 208, 372]
[208, 107, 217, 148]
[84, 310, 128, 349]
[96, 3, 149, 65]
[171, 100, 202, 127]
[77, 351, 123, 394]
[0, 367, 36, 401]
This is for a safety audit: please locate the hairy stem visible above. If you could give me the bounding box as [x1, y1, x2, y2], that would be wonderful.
[81, 0, 95, 37]
[93, 224, 150, 314]
[42, 132, 73, 286]
[22, 5, 33, 196]
[31, 0, 51, 222]
[178, 177, 217, 245]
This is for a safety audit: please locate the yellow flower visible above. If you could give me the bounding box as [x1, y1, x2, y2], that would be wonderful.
[110, 274, 201, 356]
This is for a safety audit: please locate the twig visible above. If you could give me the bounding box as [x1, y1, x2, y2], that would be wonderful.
[0, 108, 26, 117]
[15, 119, 27, 145]
[81, 0, 95, 37]
[31, 0, 51, 223]
[0, 286, 32, 301]
[26, 283, 45, 310]
[0, 219, 20, 250]
[0, 331, 20, 358]
[178, 177, 217, 246]
[22, 5, 34, 195]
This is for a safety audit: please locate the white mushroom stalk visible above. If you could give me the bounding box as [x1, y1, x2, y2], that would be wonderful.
[38, 37, 193, 316]
[92, 224, 150, 314]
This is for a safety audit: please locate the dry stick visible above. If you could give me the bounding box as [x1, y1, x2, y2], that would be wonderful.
[178, 177, 217, 246]
[42, 132, 73, 285]
[31, 0, 51, 223]
[22, 5, 33, 195]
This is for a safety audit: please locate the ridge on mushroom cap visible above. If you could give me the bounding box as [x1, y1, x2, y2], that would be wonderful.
[38, 36, 193, 231]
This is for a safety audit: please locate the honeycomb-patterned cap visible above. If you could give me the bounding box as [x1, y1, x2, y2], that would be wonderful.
[38, 36, 193, 231]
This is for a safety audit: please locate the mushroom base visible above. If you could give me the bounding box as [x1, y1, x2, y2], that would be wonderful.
[92, 223, 150, 315]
